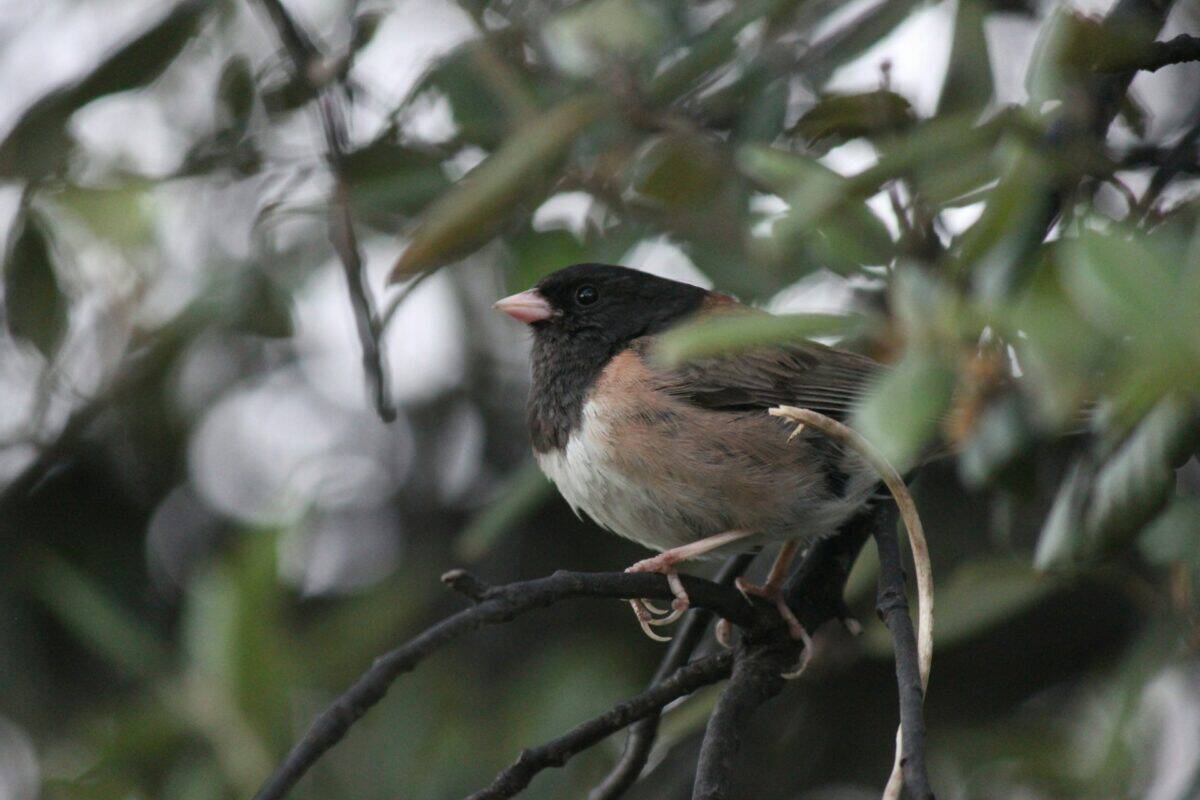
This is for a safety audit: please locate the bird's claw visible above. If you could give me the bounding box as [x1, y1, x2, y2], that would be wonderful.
[625, 556, 691, 641]
[733, 576, 814, 678]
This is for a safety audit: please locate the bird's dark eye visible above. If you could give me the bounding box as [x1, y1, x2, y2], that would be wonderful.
[575, 284, 598, 306]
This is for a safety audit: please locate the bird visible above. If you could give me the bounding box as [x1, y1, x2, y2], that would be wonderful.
[493, 263, 885, 643]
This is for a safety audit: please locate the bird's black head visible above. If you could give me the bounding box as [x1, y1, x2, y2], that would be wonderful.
[496, 263, 708, 345]
[495, 263, 709, 451]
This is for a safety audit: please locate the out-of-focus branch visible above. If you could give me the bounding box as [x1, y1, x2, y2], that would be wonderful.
[466, 653, 735, 800]
[589, 554, 755, 800]
[252, 0, 396, 421]
[1098, 33, 1200, 74]
[251, 569, 772, 800]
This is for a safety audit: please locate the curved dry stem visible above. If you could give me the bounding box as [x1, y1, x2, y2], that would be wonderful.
[768, 406, 933, 800]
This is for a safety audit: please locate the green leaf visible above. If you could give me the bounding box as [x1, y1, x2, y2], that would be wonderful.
[738, 145, 895, 274]
[542, 0, 668, 78]
[628, 134, 729, 209]
[791, 90, 915, 151]
[862, 559, 1055, 654]
[419, 38, 533, 147]
[1035, 459, 1094, 570]
[852, 348, 956, 471]
[455, 465, 554, 561]
[655, 311, 868, 365]
[388, 95, 606, 280]
[1086, 399, 1199, 548]
[1138, 496, 1200, 568]
[343, 136, 451, 225]
[33, 553, 170, 680]
[1036, 398, 1200, 568]
[958, 393, 1037, 488]
[183, 530, 292, 754]
[506, 227, 589, 291]
[644, 0, 800, 105]
[4, 212, 69, 359]
[938, 0, 994, 115]
[0, 1, 208, 178]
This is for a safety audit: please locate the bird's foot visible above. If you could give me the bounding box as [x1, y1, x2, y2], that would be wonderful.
[734, 577, 814, 678]
[625, 553, 690, 641]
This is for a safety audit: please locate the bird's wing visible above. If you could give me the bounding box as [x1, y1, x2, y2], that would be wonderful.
[634, 304, 884, 421]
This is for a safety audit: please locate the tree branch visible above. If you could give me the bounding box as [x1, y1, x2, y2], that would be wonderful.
[466, 652, 735, 800]
[1099, 33, 1200, 74]
[252, 0, 396, 422]
[251, 569, 771, 800]
[874, 504, 934, 800]
[691, 641, 793, 800]
[691, 518, 874, 800]
[589, 554, 755, 800]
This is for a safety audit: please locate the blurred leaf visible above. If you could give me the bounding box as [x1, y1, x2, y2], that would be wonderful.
[735, 74, 790, 144]
[344, 136, 451, 225]
[960, 139, 1061, 303]
[183, 531, 292, 755]
[862, 559, 1055, 653]
[938, 0, 993, 115]
[0, 0, 208, 178]
[1037, 398, 1199, 568]
[52, 180, 156, 247]
[1138, 496, 1200, 568]
[216, 56, 255, 134]
[350, 10, 386, 53]
[418, 37, 535, 147]
[645, 0, 799, 104]
[628, 134, 728, 209]
[852, 348, 956, 471]
[4, 211, 69, 359]
[234, 271, 292, 338]
[1035, 459, 1093, 570]
[542, 0, 667, 78]
[389, 95, 606, 280]
[507, 226, 589, 291]
[958, 393, 1037, 488]
[738, 145, 895, 273]
[455, 464, 554, 561]
[1060, 229, 1200, 356]
[655, 311, 869, 365]
[1005, 253, 1105, 423]
[798, 0, 924, 87]
[1086, 398, 1199, 547]
[791, 90, 916, 151]
[33, 553, 170, 679]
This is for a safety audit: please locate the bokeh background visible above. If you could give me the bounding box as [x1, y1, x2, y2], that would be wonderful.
[2, 0, 1200, 798]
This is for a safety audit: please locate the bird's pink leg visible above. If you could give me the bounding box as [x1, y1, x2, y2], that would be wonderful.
[724, 540, 815, 677]
[625, 530, 755, 640]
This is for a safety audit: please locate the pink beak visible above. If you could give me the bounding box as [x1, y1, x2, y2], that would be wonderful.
[493, 289, 555, 324]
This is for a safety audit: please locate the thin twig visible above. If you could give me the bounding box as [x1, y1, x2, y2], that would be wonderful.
[589, 554, 754, 800]
[252, 0, 396, 421]
[769, 406, 934, 800]
[251, 569, 771, 800]
[466, 653, 735, 800]
[874, 504, 934, 800]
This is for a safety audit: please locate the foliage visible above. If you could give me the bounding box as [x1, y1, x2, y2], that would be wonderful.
[1, 0, 1199, 799]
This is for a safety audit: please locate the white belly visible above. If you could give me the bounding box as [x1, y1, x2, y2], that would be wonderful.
[535, 401, 715, 552]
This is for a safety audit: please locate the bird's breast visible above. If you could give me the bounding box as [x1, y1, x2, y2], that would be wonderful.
[535, 399, 717, 552]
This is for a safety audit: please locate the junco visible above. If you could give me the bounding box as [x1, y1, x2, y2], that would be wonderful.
[494, 264, 883, 641]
